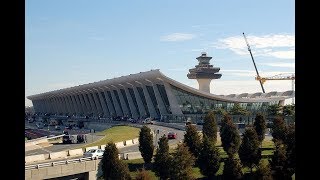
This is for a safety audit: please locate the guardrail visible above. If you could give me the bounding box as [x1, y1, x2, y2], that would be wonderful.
[25, 156, 102, 170]
[25, 136, 48, 143]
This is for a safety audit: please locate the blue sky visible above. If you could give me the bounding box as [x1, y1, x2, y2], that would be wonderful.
[26, 0, 295, 106]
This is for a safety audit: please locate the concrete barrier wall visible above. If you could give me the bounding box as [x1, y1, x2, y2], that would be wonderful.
[115, 142, 124, 149]
[100, 145, 106, 150]
[125, 140, 133, 146]
[132, 138, 139, 144]
[49, 151, 68, 160]
[25, 154, 45, 163]
[124, 152, 142, 160]
[68, 148, 84, 156]
[85, 146, 99, 152]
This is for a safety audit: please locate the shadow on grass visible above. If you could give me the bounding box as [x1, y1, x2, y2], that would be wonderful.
[127, 162, 153, 172]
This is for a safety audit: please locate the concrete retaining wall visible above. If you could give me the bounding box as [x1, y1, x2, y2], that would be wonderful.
[132, 138, 139, 144]
[68, 148, 84, 156]
[49, 151, 68, 160]
[124, 152, 142, 160]
[100, 145, 106, 150]
[115, 142, 124, 149]
[85, 146, 99, 152]
[25, 154, 45, 163]
[124, 140, 133, 146]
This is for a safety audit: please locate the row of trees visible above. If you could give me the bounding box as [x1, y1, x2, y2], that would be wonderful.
[100, 110, 295, 179]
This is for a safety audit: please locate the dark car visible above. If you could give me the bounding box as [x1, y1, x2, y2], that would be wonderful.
[167, 132, 177, 139]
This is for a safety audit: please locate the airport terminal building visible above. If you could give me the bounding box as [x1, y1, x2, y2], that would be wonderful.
[27, 69, 294, 120]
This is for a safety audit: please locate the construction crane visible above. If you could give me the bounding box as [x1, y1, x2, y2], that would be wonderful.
[256, 73, 295, 104]
[243, 32, 266, 93]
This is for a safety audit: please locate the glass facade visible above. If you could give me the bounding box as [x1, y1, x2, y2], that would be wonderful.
[113, 90, 124, 115]
[120, 89, 132, 117]
[136, 87, 150, 117]
[146, 85, 160, 116]
[170, 85, 274, 114]
[156, 84, 171, 114]
[128, 88, 140, 117]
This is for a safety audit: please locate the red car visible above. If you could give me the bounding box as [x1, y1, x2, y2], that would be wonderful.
[167, 132, 177, 139]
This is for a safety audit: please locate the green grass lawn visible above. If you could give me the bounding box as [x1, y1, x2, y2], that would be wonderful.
[83, 125, 140, 148]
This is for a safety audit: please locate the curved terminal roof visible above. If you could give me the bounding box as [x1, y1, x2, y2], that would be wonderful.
[28, 69, 294, 103]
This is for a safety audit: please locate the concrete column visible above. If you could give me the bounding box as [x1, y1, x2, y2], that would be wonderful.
[115, 88, 130, 117]
[83, 92, 94, 115]
[44, 99, 50, 113]
[41, 99, 46, 113]
[102, 90, 116, 117]
[53, 97, 61, 114]
[67, 95, 76, 115]
[80, 92, 91, 115]
[163, 82, 183, 115]
[87, 170, 98, 180]
[87, 92, 99, 116]
[152, 83, 168, 115]
[74, 92, 85, 115]
[50, 97, 58, 114]
[59, 96, 68, 115]
[63, 96, 72, 115]
[69, 94, 79, 115]
[132, 86, 147, 118]
[90, 90, 103, 116]
[70, 95, 80, 115]
[141, 85, 157, 118]
[96, 89, 110, 117]
[72, 94, 82, 115]
[110, 89, 123, 116]
[123, 88, 139, 119]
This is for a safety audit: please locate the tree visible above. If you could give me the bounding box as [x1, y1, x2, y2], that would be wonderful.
[272, 116, 287, 144]
[267, 104, 282, 116]
[135, 168, 152, 180]
[138, 126, 154, 164]
[239, 128, 262, 172]
[223, 156, 243, 179]
[229, 103, 249, 115]
[253, 113, 267, 144]
[213, 107, 227, 116]
[269, 144, 289, 179]
[154, 135, 171, 179]
[285, 124, 295, 177]
[101, 142, 131, 180]
[282, 104, 295, 116]
[183, 124, 202, 160]
[202, 110, 218, 144]
[198, 135, 220, 178]
[220, 114, 241, 157]
[255, 160, 272, 180]
[169, 143, 195, 180]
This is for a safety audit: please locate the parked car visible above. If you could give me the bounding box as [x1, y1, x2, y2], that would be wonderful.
[55, 125, 61, 130]
[167, 132, 177, 139]
[83, 149, 104, 159]
[143, 118, 154, 124]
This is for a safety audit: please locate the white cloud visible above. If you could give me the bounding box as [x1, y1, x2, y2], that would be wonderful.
[260, 63, 295, 68]
[221, 69, 294, 77]
[266, 50, 295, 59]
[213, 34, 295, 59]
[209, 80, 294, 95]
[160, 33, 196, 42]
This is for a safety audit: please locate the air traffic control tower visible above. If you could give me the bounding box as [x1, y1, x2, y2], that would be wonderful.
[187, 52, 222, 93]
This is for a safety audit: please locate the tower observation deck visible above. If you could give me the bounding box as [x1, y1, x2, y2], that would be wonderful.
[187, 52, 222, 93]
